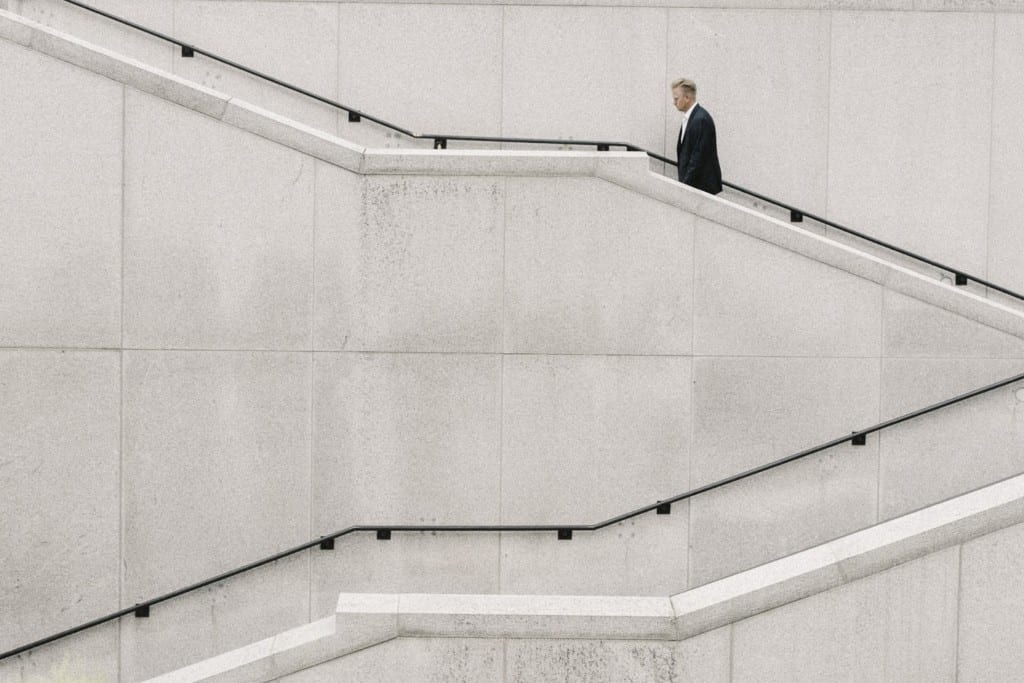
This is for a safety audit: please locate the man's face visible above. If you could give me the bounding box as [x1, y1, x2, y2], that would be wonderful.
[672, 87, 693, 112]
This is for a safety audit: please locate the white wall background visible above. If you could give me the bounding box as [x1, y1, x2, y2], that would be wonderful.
[5, 5, 1024, 680]
[285, 520, 1024, 681]
[12, 0, 1024, 294]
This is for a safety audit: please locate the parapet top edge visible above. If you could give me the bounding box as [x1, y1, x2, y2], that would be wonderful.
[4, 6, 1023, 340]
[0, 9, 650, 181]
[388, 593, 675, 618]
[334, 473, 1024, 642]
[668, 471, 1024, 636]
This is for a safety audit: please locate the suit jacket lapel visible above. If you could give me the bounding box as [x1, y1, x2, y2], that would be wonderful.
[681, 104, 700, 147]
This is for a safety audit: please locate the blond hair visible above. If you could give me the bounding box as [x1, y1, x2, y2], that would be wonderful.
[671, 78, 697, 96]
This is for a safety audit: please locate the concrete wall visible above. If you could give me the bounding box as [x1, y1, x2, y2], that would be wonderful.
[277, 521, 1024, 681]
[153, 475, 1024, 680]
[12, 0, 1024, 293]
[5, 14, 1024, 680]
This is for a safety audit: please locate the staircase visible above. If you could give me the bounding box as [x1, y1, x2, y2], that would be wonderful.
[3, 5, 1024, 681]
[149, 473, 1024, 681]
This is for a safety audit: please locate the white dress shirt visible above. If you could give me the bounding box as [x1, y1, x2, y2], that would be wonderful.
[679, 102, 699, 144]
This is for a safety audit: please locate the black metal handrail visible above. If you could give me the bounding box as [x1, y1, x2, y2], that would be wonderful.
[6, 0, 1024, 662]
[4, 369, 1024, 661]
[52, 0, 1024, 304]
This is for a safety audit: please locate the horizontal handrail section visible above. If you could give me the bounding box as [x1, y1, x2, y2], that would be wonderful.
[53, 0, 1024, 305]
[3, 369, 1024, 660]
[6, 0, 1024, 663]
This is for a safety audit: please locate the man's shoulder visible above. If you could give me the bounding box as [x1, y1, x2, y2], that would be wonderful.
[693, 104, 716, 129]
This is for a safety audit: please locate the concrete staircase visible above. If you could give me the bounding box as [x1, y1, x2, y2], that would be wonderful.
[4, 7, 1024, 680]
[152, 472, 1024, 681]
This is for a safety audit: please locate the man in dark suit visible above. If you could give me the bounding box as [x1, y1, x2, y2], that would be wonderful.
[672, 78, 722, 195]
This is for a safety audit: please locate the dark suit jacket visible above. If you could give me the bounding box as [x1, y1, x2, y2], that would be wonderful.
[677, 104, 722, 195]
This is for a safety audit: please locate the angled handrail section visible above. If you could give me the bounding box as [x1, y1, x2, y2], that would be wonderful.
[6, 0, 1024, 663]
[49, 0, 1024, 304]
[3, 369, 1024, 661]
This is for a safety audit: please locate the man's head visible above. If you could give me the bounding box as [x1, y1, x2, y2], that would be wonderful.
[671, 78, 697, 113]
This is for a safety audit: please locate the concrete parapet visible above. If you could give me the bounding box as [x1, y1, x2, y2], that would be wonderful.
[3, 5, 1024, 342]
[8, 0, 1024, 306]
[676, 470, 1024, 639]
[152, 472, 1024, 680]
[7, 7, 1024, 679]
[143, 615, 391, 683]
[393, 593, 678, 640]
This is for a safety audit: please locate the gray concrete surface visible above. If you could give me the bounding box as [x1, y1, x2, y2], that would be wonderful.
[0, 351, 120, 667]
[0, 39, 121, 348]
[959, 521, 1024, 680]
[5, 9, 1024, 679]
[165, 473, 1024, 680]
[124, 90, 315, 350]
[505, 177, 694, 355]
[12, 0, 1023, 294]
[316, 170, 505, 352]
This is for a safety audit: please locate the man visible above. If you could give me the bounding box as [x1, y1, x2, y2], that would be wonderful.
[672, 78, 722, 195]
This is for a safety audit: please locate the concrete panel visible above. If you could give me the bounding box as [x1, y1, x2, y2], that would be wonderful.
[959, 521, 1024, 681]
[120, 553, 310, 681]
[883, 289, 1024, 358]
[312, 352, 501, 528]
[0, 624, 118, 683]
[310, 352, 501, 610]
[315, 166, 504, 352]
[691, 356, 881, 485]
[0, 351, 120, 654]
[733, 546, 959, 682]
[395, 593, 677, 641]
[505, 627, 730, 683]
[688, 355, 880, 584]
[499, 515, 688, 597]
[693, 219, 883, 356]
[502, 354, 690, 523]
[280, 637, 503, 683]
[666, 9, 831, 214]
[504, 177, 694, 355]
[878, 358, 1024, 520]
[336, 4, 502, 146]
[502, 7, 667, 152]
[680, 472, 1024, 641]
[914, 0, 1024, 9]
[498, 354, 689, 595]
[988, 15, 1024, 296]
[124, 89, 314, 350]
[122, 351, 311, 597]
[828, 12, 993, 276]
[13, 0, 174, 70]
[310, 534, 500, 619]
[688, 442, 878, 586]
[175, 1, 339, 134]
[0, 41, 121, 348]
